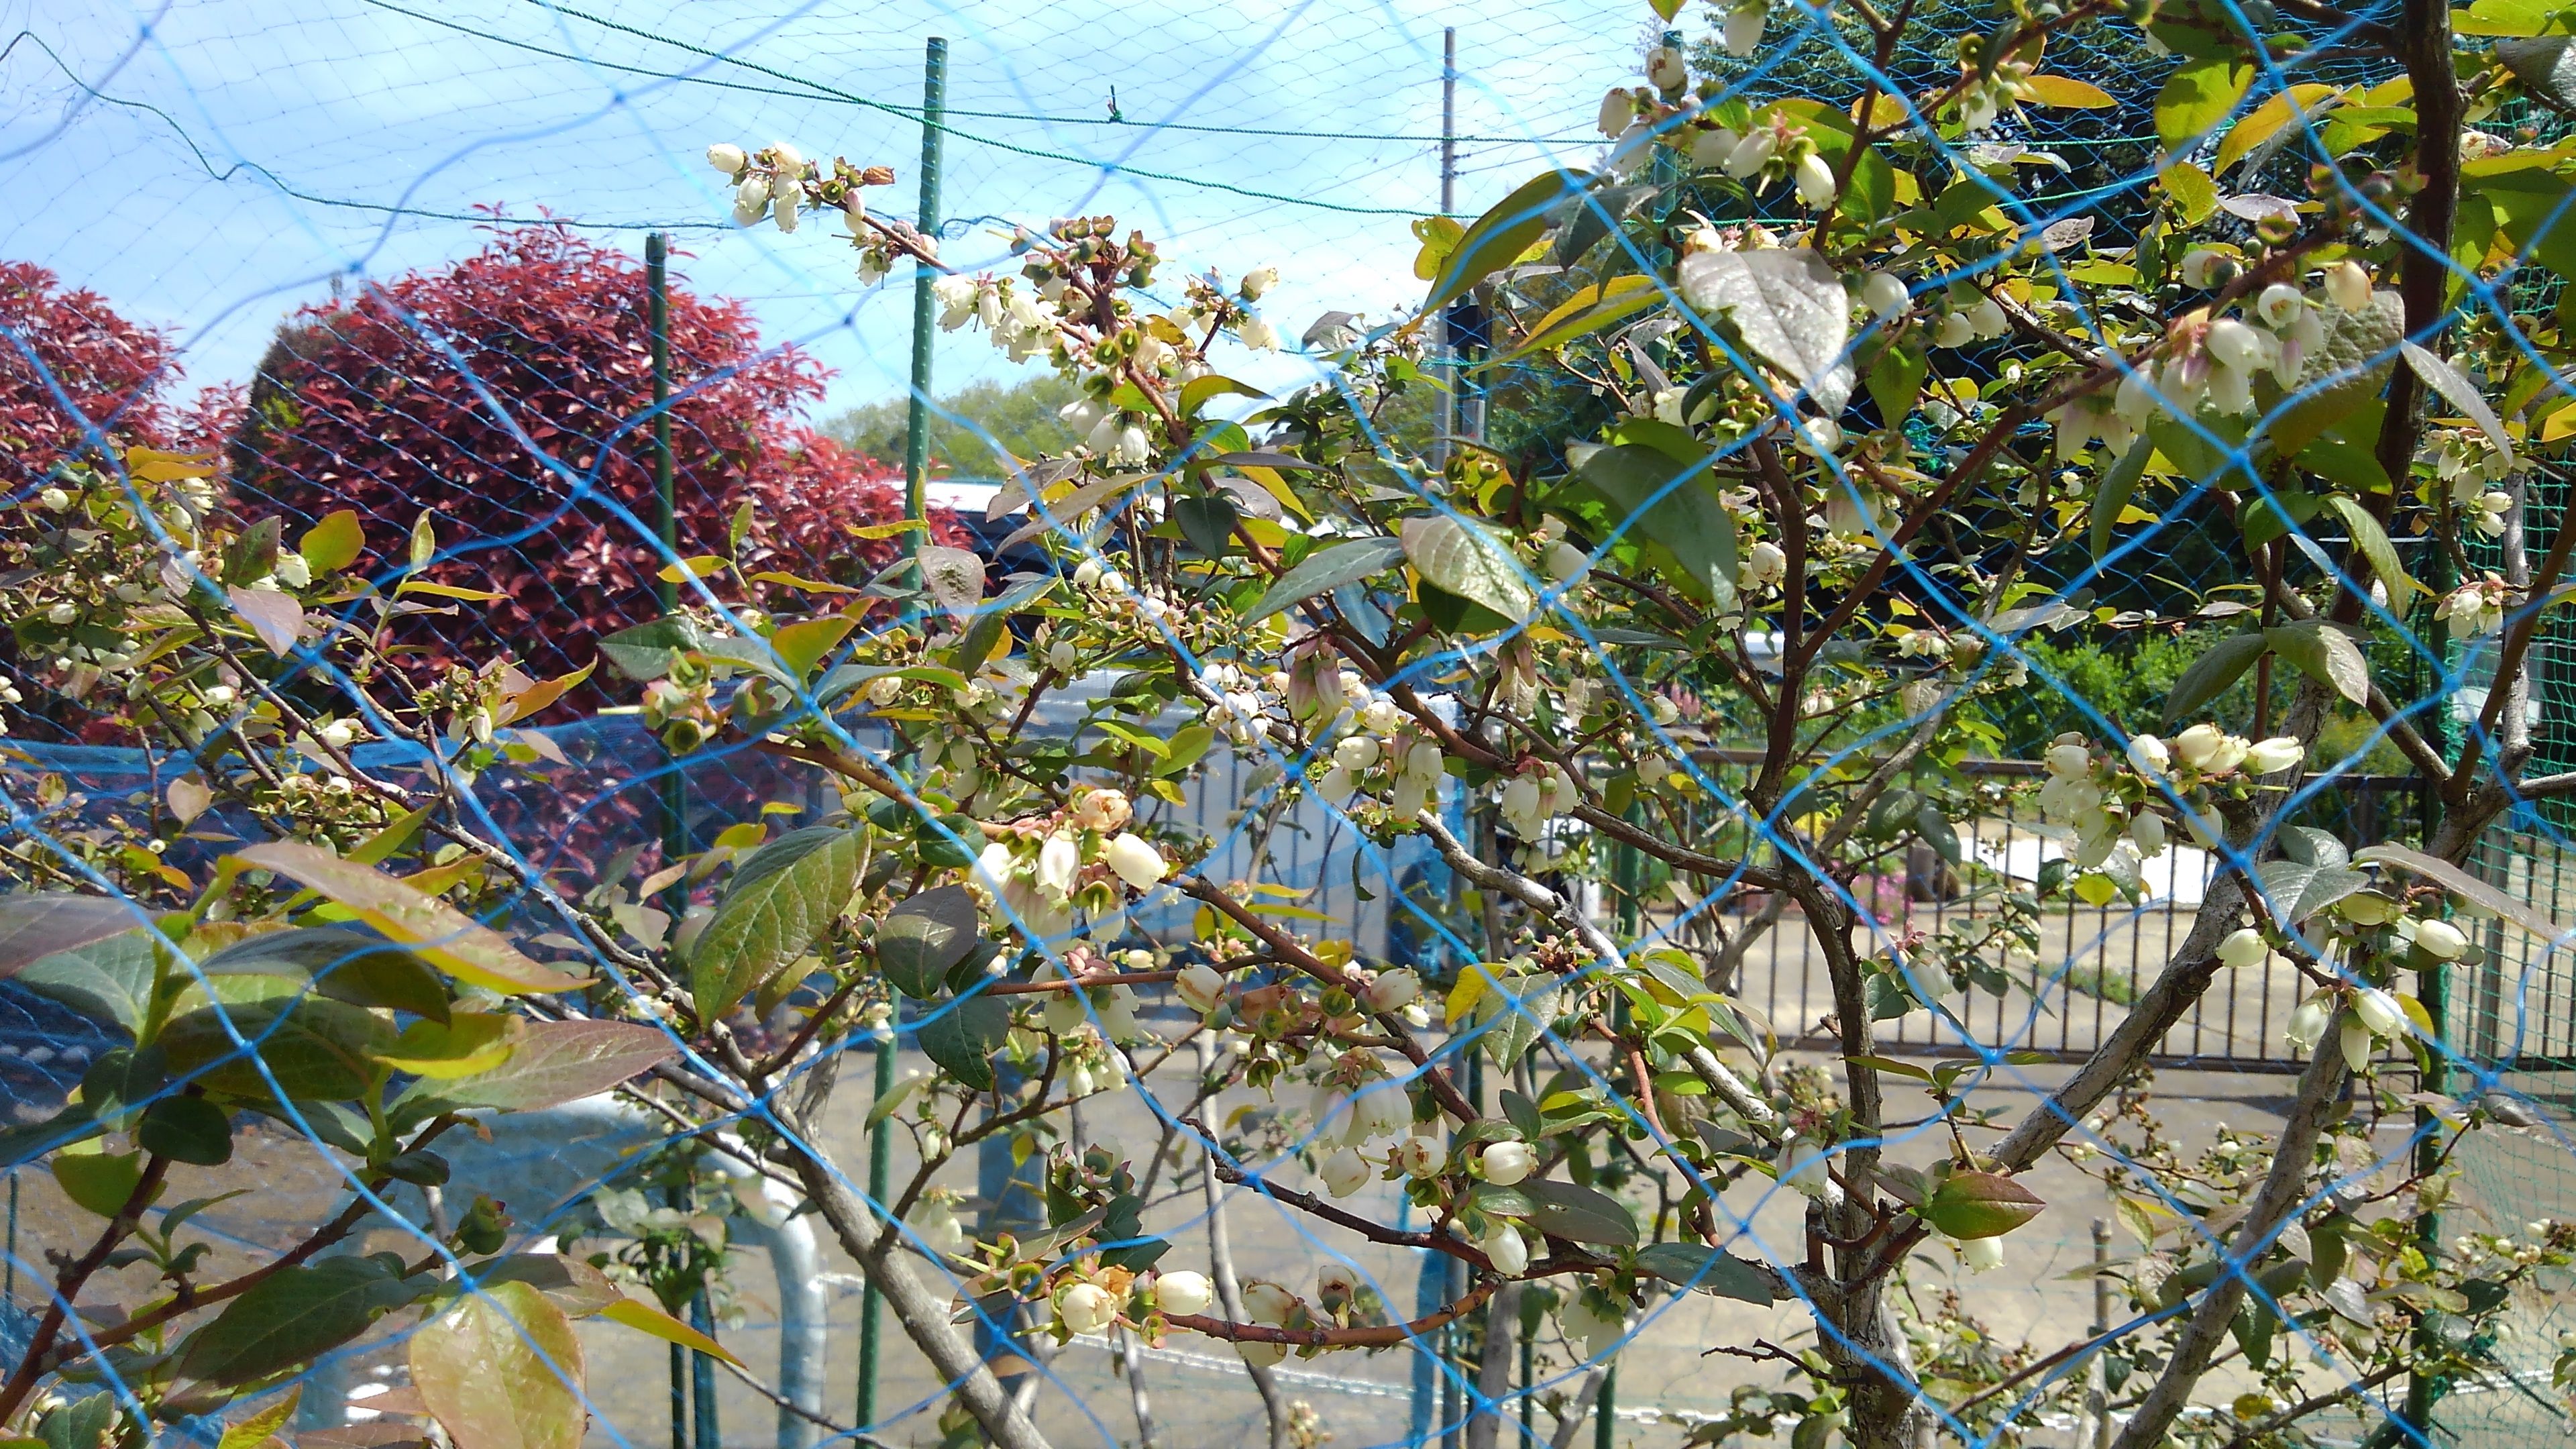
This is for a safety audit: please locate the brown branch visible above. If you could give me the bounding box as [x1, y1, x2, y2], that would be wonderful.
[1165, 1281, 1497, 1349]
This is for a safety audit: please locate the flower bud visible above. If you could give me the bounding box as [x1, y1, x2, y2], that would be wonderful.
[1545, 539, 1591, 586]
[1239, 266, 1279, 301]
[1934, 311, 1976, 348]
[2415, 917, 2469, 960]
[2285, 992, 2333, 1049]
[1363, 967, 1421, 1013]
[1597, 89, 1633, 138]
[2354, 987, 2405, 1038]
[1176, 961, 1227, 1013]
[2243, 735, 2304, 775]
[1320, 1146, 1370, 1197]
[1960, 1236, 2004, 1273]
[1156, 1270, 1214, 1318]
[1104, 833, 1168, 890]
[1058, 1281, 1118, 1334]
[1481, 1221, 1530, 1275]
[2341, 1019, 2374, 1073]
[2172, 722, 2225, 769]
[2126, 734, 2169, 775]
[1481, 1140, 1536, 1186]
[2326, 260, 2373, 313]
[1723, 1, 1769, 56]
[2218, 928, 2268, 971]
[2204, 317, 2261, 372]
[1861, 270, 1910, 320]
[1796, 152, 1839, 209]
[2256, 283, 2304, 328]
[706, 143, 748, 174]
[2178, 249, 2220, 289]
[1723, 127, 1778, 180]
[1692, 127, 1741, 171]
[1646, 46, 1690, 93]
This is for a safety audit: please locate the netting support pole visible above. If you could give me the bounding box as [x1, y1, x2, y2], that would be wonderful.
[1430, 28, 1458, 474]
[903, 37, 949, 570]
[690, 1291, 720, 1449]
[857, 1034, 896, 1428]
[645, 233, 688, 898]
[2086, 1220, 2110, 1449]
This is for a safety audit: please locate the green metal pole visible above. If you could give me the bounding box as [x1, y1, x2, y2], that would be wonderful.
[902, 38, 947, 568]
[647, 233, 678, 614]
[857, 1036, 897, 1426]
[1595, 1366, 1616, 1449]
[669, 1344, 688, 1449]
[689, 1292, 720, 1449]
[646, 235, 687, 886]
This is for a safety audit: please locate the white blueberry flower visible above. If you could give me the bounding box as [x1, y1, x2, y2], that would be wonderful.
[1104, 833, 1167, 890]
[2326, 260, 2374, 313]
[1723, 127, 1778, 180]
[1176, 961, 1228, 1013]
[1597, 88, 1633, 138]
[1362, 968, 1421, 1013]
[706, 143, 748, 174]
[2243, 736, 2304, 775]
[1319, 1146, 1370, 1197]
[1481, 1220, 1530, 1275]
[2127, 735, 2169, 775]
[1155, 1271, 1214, 1318]
[1058, 1281, 1118, 1334]
[1239, 266, 1279, 301]
[2257, 283, 2305, 328]
[2285, 991, 2334, 1050]
[1481, 1140, 1536, 1186]
[1796, 152, 1839, 208]
[2415, 917, 2469, 960]
[1722, 0, 1769, 56]
[2354, 987, 2406, 1038]
[1861, 270, 1910, 320]
[2218, 928, 2268, 971]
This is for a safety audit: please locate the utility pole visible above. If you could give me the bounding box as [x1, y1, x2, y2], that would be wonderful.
[903, 37, 949, 574]
[1432, 28, 1458, 473]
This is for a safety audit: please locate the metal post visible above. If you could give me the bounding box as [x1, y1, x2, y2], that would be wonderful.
[857, 1037, 897, 1426]
[1436, 27, 1457, 451]
[903, 38, 949, 565]
[2402, 953, 2449, 1446]
[1594, 1368, 1615, 1449]
[690, 1292, 720, 1449]
[669, 1343, 689, 1449]
[645, 235, 688, 890]
[5, 1169, 16, 1303]
[2088, 1220, 2111, 1449]
[646, 233, 677, 614]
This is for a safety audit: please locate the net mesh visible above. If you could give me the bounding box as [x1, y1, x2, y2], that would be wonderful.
[5, 0, 2575, 1447]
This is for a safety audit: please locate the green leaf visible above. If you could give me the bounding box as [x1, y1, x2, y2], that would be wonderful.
[181, 1254, 423, 1387]
[394, 1019, 676, 1124]
[160, 979, 392, 1100]
[689, 826, 864, 1022]
[1674, 246, 1855, 415]
[201, 927, 451, 1024]
[12, 928, 158, 1033]
[2255, 857, 2374, 926]
[374, 1013, 520, 1078]
[2401, 341, 2514, 463]
[2276, 826, 2351, 869]
[1173, 494, 1241, 558]
[37, 1395, 117, 1449]
[138, 1095, 234, 1166]
[2355, 843, 2576, 943]
[2264, 619, 2370, 705]
[2089, 437, 2153, 562]
[2263, 289, 2401, 455]
[0, 896, 148, 981]
[1633, 1242, 1778, 1302]
[299, 511, 367, 574]
[1487, 274, 1668, 367]
[2294, 438, 2392, 497]
[1516, 1178, 1639, 1246]
[2322, 494, 2422, 602]
[1400, 515, 1534, 625]
[233, 843, 587, 996]
[1244, 537, 1407, 623]
[875, 885, 983, 1000]
[766, 616, 856, 682]
[410, 1279, 588, 1449]
[596, 617, 704, 682]
[1426, 170, 1578, 313]
[2159, 159, 2220, 225]
[1867, 345, 1926, 430]
[470, 1253, 621, 1317]
[2155, 58, 2253, 149]
[917, 993, 1010, 1092]
[2238, 488, 2320, 554]
[1576, 446, 1739, 610]
[52, 1149, 146, 1218]
[2162, 633, 2271, 727]
[1924, 1170, 2046, 1240]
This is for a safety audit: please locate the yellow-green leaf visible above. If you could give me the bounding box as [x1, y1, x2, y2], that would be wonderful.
[216, 1388, 301, 1449]
[374, 1013, 521, 1079]
[1489, 274, 1668, 366]
[2160, 160, 2220, 225]
[2216, 85, 2342, 175]
[767, 616, 855, 682]
[598, 1297, 744, 1366]
[2023, 74, 2115, 108]
[233, 842, 590, 995]
[299, 511, 367, 574]
[411, 1281, 588, 1449]
[2155, 58, 2253, 150]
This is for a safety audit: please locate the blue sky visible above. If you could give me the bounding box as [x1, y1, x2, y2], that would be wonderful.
[5, 0, 1646, 427]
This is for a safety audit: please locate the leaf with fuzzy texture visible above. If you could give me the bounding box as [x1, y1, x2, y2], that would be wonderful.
[1676, 248, 1854, 416]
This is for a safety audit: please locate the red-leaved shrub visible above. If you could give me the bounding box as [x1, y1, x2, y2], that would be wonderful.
[0, 262, 178, 488]
[219, 223, 949, 699]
